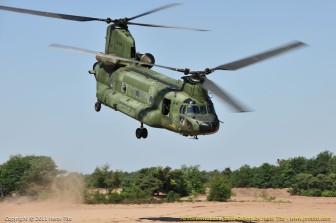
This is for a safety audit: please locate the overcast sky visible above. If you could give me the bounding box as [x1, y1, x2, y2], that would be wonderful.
[1, 0, 335, 173]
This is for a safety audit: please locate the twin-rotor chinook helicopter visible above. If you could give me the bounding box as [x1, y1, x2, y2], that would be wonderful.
[0, 4, 305, 139]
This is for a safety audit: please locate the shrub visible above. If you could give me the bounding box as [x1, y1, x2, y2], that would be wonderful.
[121, 185, 153, 203]
[207, 175, 231, 202]
[165, 191, 180, 203]
[84, 191, 107, 204]
[107, 192, 123, 203]
[322, 190, 336, 197]
[300, 189, 322, 197]
[181, 165, 207, 196]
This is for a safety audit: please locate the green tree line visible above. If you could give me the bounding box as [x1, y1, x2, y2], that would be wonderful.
[1, 151, 336, 203]
[0, 155, 58, 197]
[229, 150, 336, 196]
[83, 165, 229, 203]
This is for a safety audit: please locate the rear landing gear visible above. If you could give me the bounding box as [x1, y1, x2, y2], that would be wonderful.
[95, 101, 101, 112]
[136, 123, 148, 139]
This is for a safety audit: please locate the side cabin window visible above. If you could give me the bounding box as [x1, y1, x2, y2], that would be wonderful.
[148, 96, 154, 105]
[122, 83, 127, 93]
[162, 98, 171, 116]
[131, 47, 136, 58]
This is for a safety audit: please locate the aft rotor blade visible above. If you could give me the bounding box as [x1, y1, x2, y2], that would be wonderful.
[127, 3, 181, 21]
[0, 5, 108, 22]
[211, 41, 307, 71]
[49, 44, 100, 54]
[128, 22, 209, 31]
[202, 79, 250, 113]
[49, 44, 183, 71]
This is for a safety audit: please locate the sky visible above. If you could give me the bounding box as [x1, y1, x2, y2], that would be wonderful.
[0, 0, 335, 174]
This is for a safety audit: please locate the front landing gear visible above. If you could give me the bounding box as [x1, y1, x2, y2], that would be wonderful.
[95, 101, 101, 112]
[136, 123, 148, 139]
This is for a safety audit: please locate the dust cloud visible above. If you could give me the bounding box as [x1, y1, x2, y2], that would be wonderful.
[1, 173, 84, 205]
[49, 173, 84, 204]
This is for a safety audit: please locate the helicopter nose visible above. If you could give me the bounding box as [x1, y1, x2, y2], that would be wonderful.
[198, 119, 220, 134]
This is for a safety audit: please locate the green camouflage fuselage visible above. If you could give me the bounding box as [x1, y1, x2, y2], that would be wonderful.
[93, 25, 219, 136]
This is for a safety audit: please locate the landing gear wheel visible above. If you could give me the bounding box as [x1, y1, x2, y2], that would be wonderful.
[135, 123, 148, 139]
[141, 128, 148, 139]
[95, 102, 101, 112]
[136, 128, 142, 139]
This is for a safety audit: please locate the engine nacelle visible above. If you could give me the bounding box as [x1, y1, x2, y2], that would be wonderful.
[96, 54, 119, 66]
[137, 53, 155, 69]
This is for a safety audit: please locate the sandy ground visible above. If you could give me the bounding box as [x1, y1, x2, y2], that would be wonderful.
[0, 188, 335, 223]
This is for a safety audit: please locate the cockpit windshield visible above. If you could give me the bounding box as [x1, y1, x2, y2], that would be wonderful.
[179, 98, 216, 115]
[187, 105, 200, 115]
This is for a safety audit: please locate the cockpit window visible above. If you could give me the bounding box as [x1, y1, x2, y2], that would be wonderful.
[180, 105, 186, 114]
[200, 105, 207, 114]
[207, 100, 215, 114]
[180, 99, 216, 115]
[187, 105, 200, 115]
[184, 98, 196, 104]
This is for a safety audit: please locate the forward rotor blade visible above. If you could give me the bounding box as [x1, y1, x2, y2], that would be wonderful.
[211, 41, 307, 71]
[127, 3, 181, 21]
[0, 5, 107, 22]
[202, 79, 250, 113]
[0, 4, 208, 30]
[128, 22, 209, 31]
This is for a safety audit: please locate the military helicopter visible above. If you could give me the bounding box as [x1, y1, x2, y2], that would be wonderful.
[0, 4, 305, 139]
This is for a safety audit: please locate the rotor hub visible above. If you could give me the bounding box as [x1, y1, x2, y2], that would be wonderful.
[105, 18, 112, 24]
[113, 18, 129, 28]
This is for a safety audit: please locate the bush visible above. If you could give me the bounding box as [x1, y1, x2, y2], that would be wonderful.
[107, 192, 123, 203]
[121, 185, 153, 203]
[165, 191, 180, 203]
[300, 189, 322, 197]
[322, 190, 336, 197]
[181, 165, 207, 196]
[207, 175, 231, 202]
[84, 191, 107, 204]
